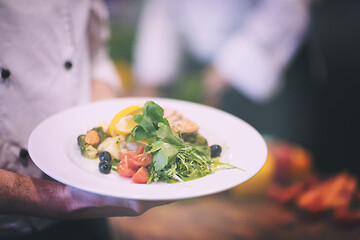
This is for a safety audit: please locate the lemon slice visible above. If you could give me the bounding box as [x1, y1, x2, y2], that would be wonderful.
[107, 104, 143, 136]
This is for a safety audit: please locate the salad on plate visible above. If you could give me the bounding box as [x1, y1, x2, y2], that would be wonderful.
[76, 101, 242, 184]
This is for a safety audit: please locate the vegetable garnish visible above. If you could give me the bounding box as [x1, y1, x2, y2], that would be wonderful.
[77, 101, 243, 184]
[128, 101, 243, 183]
[107, 104, 143, 136]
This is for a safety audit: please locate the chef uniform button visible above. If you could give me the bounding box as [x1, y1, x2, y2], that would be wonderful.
[19, 148, 29, 167]
[19, 148, 29, 159]
[64, 60, 73, 70]
[1, 68, 11, 82]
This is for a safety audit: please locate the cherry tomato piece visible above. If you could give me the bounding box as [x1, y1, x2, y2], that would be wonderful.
[131, 167, 150, 184]
[135, 146, 145, 155]
[119, 151, 136, 161]
[128, 154, 152, 168]
[117, 157, 137, 178]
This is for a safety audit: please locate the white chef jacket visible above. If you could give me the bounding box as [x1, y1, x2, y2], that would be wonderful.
[0, 0, 121, 236]
[133, 0, 311, 102]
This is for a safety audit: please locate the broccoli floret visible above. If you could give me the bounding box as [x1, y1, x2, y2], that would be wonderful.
[82, 145, 98, 159]
[194, 134, 208, 146]
[181, 133, 210, 157]
[77, 134, 86, 146]
[77, 134, 98, 159]
[182, 133, 208, 146]
[91, 126, 110, 144]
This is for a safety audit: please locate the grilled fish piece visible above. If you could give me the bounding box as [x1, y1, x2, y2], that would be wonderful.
[164, 109, 199, 134]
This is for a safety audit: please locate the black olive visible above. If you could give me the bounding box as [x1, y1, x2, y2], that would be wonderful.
[99, 151, 112, 162]
[99, 160, 112, 174]
[210, 144, 222, 158]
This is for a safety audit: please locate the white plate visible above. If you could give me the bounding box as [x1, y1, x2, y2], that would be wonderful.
[28, 97, 267, 200]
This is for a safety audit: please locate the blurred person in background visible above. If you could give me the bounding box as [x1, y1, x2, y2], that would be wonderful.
[131, 0, 318, 168]
[132, 0, 359, 177]
[132, 0, 312, 107]
[0, 1, 168, 239]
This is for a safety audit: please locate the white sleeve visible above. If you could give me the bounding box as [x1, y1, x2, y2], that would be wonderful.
[88, 0, 122, 94]
[132, 0, 182, 87]
[213, 0, 311, 102]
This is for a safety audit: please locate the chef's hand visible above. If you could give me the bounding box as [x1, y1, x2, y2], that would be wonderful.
[91, 80, 119, 101]
[0, 169, 173, 219]
[64, 185, 173, 219]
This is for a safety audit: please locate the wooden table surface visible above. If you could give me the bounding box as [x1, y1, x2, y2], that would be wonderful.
[108, 191, 360, 240]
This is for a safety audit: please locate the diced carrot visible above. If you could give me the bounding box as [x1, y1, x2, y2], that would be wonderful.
[84, 130, 100, 145]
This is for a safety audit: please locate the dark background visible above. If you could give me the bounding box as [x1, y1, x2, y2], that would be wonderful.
[221, 0, 360, 175]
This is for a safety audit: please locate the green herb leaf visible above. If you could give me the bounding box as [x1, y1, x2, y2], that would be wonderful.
[146, 101, 164, 123]
[147, 141, 166, 153]
[156, 123, 184, 146]
[152, 142, 178, 171]
[130, 125, 148, 141]
[135, 114, 156, 133]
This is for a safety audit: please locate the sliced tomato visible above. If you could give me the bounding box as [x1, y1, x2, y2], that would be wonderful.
[117, 157, 137, 178]
[128, 153, 153, 168]
[119, 151, 136, 161]
[118, 146, 152, 183]
[135, 146, 145, 155]
[127, 154, 144, 169]
[119, 146, 144, 161]
[131, 167, 150, 184]
[143, 153, 153, 167]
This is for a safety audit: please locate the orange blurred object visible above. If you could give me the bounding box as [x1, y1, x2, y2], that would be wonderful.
[268, 172, 360, 225]
[267, 139, 312, 184]
[230, 151, 276, 198]
[290, 146, 312, 180]
[296, 173, 357, 212]
[230, 139, 313, 198]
